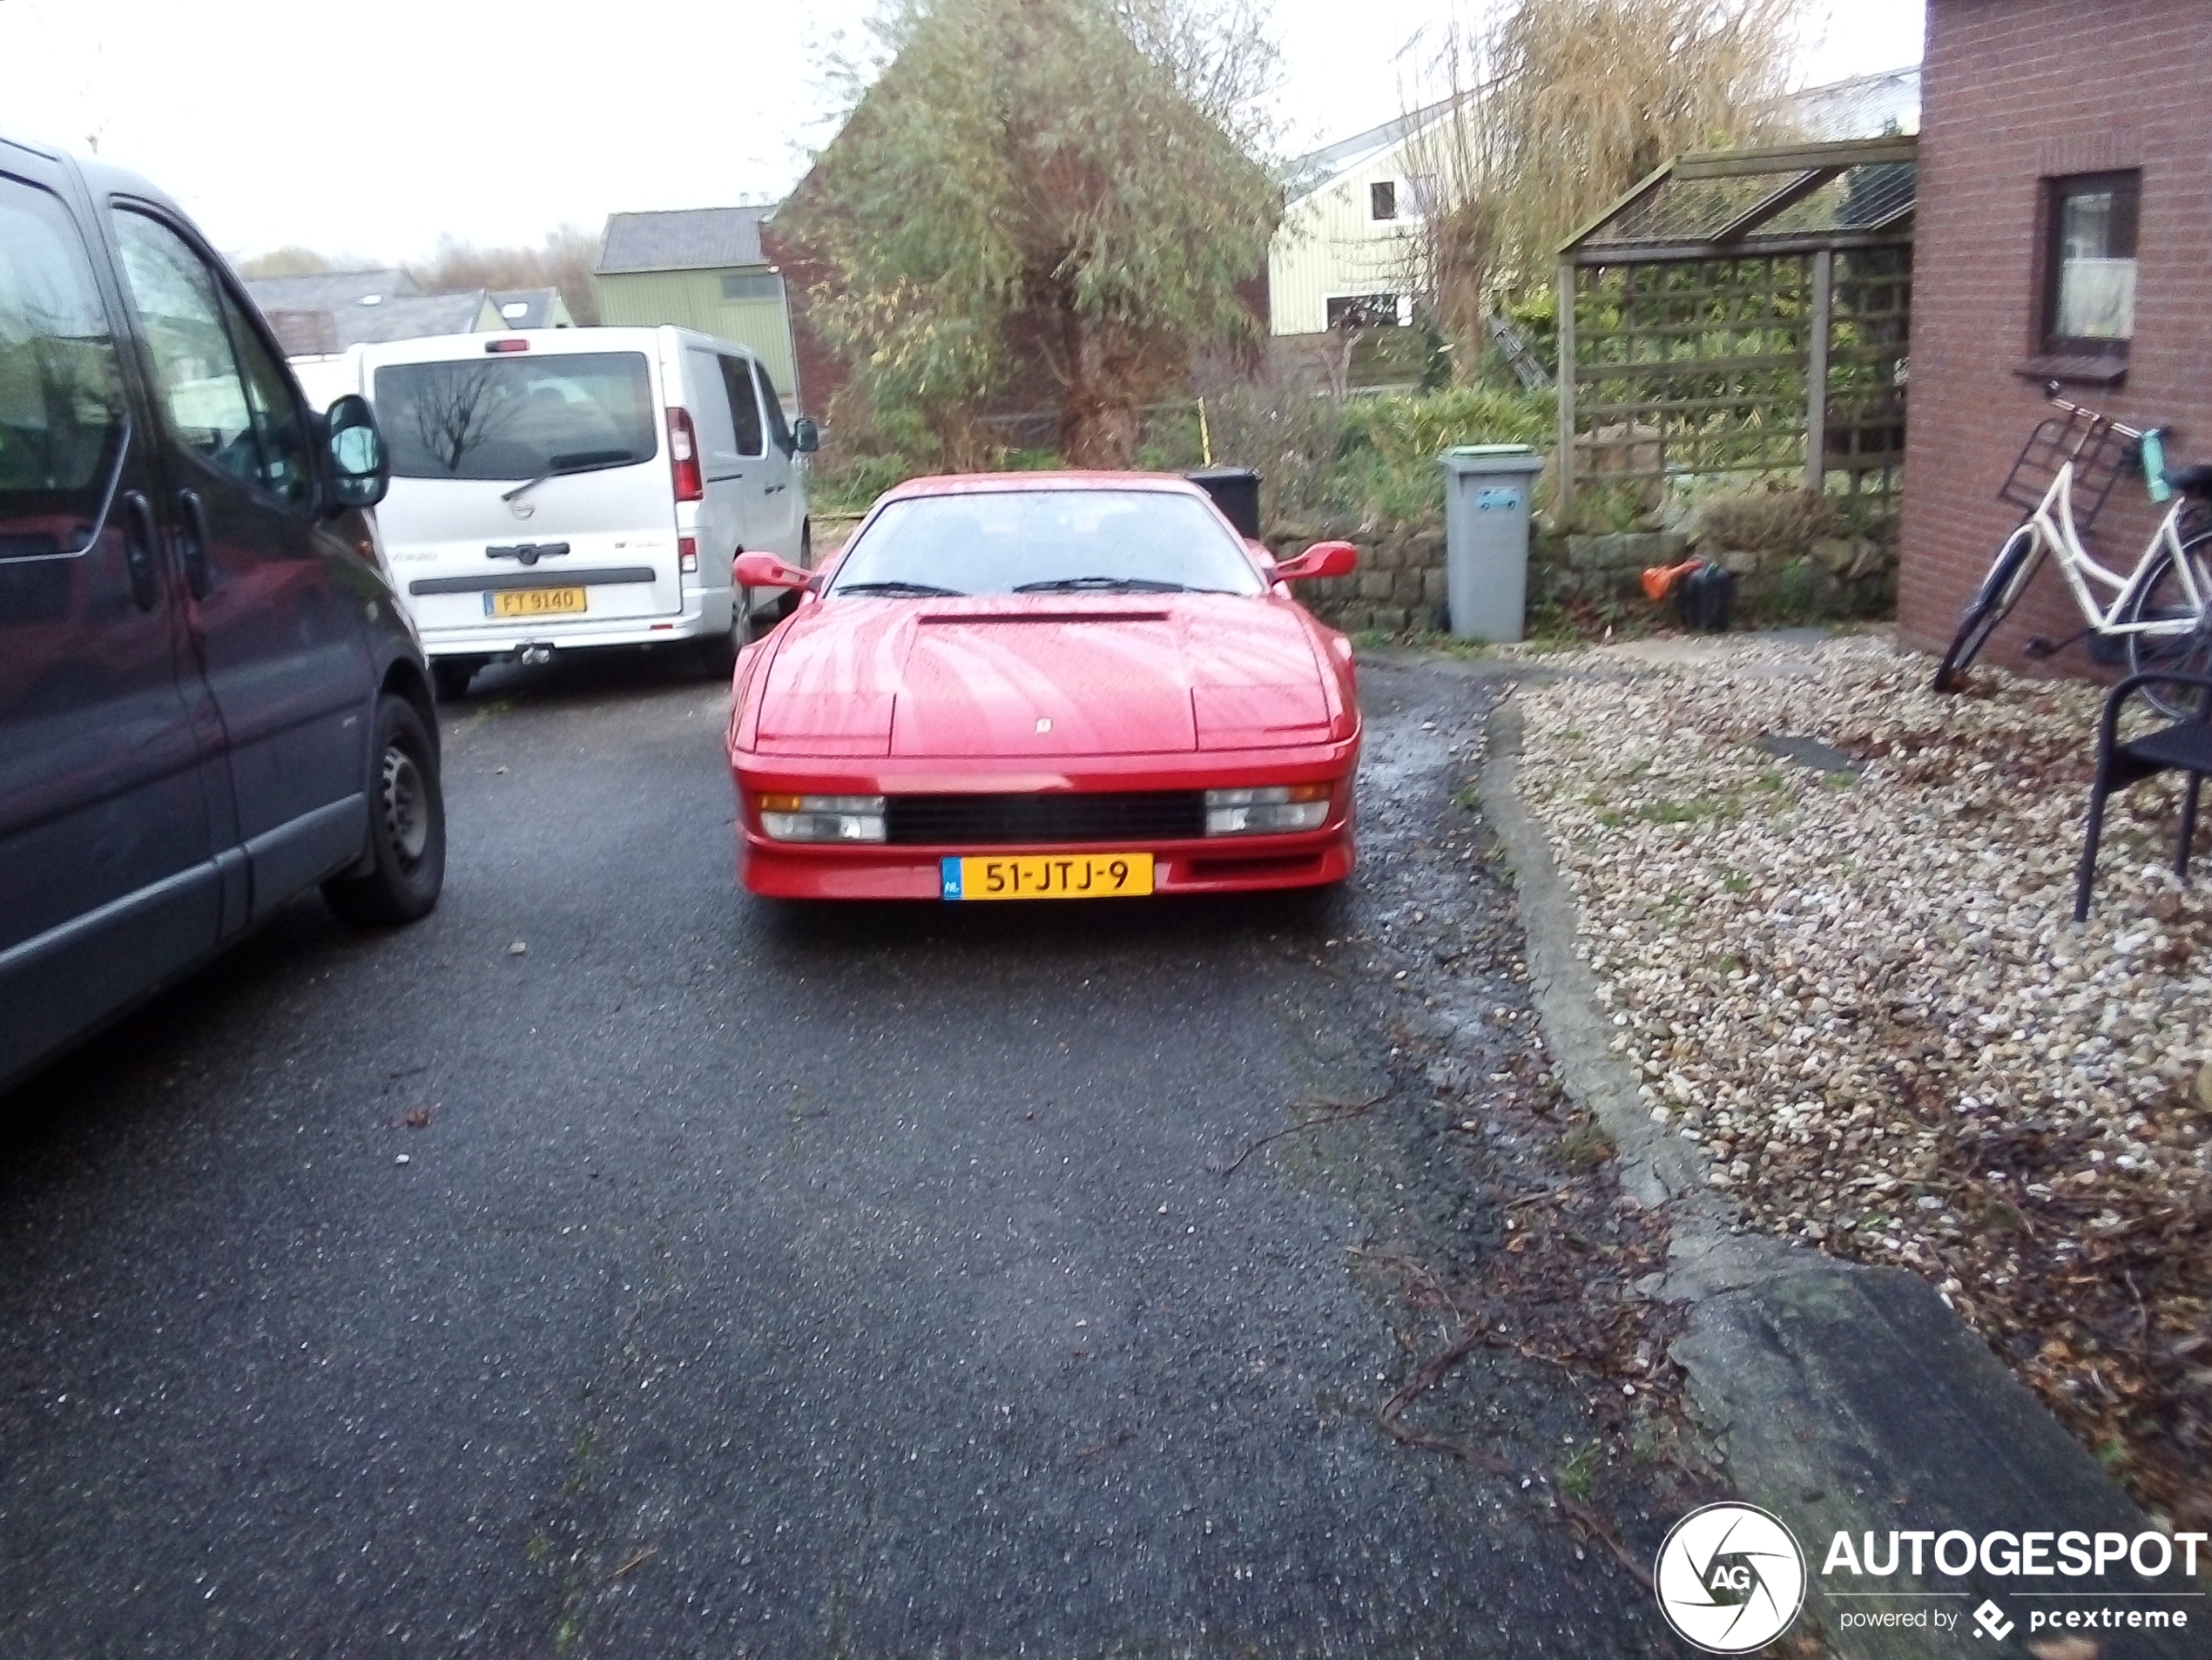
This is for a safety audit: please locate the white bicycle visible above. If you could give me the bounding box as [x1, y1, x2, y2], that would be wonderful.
[1933, 386, 2212, 718]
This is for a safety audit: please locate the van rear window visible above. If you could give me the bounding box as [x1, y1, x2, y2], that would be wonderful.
[374, 352, 656, 482]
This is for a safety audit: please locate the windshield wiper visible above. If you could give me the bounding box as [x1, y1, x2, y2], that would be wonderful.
[501, 449, 643, 503]
[1012, 576, 1192, 593]
[834, 580, 968, 597]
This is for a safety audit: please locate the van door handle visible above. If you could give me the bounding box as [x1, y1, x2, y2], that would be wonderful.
[176, 489, 213, 599]
[764, 482, 786, 495]
[123, 491, 160, 611]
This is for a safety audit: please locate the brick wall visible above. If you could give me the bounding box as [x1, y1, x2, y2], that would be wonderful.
[1901, 0, 2212, 671]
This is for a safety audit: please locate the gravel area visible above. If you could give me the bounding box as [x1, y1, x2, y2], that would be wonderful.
[1511, 630, 2211, 1528]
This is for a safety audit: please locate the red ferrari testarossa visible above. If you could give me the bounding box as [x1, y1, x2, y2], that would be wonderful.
[725, 473, 1360, 901]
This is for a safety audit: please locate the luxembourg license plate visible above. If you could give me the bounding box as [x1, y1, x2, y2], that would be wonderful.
[941, 853, 1154, 901]
[486, 587, 585, 617]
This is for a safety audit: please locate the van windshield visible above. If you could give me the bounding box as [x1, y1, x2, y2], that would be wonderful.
[374, 352, 656, 482]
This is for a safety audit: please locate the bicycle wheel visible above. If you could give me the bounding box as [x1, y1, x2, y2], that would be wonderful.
[2122, 523, 2212, 719]
[1933, 523, 2045, 692]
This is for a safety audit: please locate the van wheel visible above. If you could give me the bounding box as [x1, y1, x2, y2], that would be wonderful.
[698, 593, 752, 678]
[323, 695, 446, 927]
[431, 658, 482, 702]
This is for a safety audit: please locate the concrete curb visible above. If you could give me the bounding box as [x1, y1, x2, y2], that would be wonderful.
[1480, 692, 2196, 1660]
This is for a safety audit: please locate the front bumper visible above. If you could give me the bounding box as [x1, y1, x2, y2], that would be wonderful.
[730, 740, 1359, 900]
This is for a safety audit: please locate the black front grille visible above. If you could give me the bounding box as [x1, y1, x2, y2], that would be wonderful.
[886, 791, 1205, 846]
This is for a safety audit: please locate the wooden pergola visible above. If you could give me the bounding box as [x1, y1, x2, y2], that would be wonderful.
[1554, 136, 1916, 518]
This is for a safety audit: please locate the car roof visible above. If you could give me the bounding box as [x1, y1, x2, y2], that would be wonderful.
[1, 132, 187, 222]
[351, 324, 759, 365]
[881, 471, 1213, 503]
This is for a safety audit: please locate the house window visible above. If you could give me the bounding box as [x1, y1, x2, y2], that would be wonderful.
[1326, 294, 1401, 331]
[721, 271, 783, 302]
[2043, 172, 2138, 354]
[1369, 180, 1397, 222]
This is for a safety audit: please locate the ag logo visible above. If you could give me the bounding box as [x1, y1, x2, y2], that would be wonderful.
[1654, 1502, 1806, 1653]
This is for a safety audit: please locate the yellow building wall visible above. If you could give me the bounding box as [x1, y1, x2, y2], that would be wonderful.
[595, 267, 799, 394]
[1268, 134, 1433, 336]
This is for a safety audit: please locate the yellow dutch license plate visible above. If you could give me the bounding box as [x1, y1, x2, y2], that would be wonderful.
[486, 587, 586, 617]
[941, 852, 1154, 901]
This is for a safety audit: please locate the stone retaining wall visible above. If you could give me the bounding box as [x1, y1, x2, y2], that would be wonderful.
[1269, 517, 1897, 634]
[1266, 523, 1446, 635]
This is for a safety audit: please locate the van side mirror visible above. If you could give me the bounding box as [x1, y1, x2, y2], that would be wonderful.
[323, 394, 388, 512]
[791, 416, 820, 455]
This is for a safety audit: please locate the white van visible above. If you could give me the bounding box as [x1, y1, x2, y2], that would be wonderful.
[348, 326, 816, 697]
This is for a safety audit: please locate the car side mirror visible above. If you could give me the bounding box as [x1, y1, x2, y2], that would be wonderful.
[1273, 540, 1357, 582]
[323, 394, 388, 512]
[791, 416, 820, 455]
[734, 550, 813, 591]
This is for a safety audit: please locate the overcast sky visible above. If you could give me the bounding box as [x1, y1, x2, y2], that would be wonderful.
[0, 0, 1925, 264]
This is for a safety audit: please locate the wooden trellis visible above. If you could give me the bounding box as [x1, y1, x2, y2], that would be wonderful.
[1555, 137, 1916, 518]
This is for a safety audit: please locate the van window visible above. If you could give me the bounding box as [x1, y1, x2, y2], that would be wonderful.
[752, 361, 795, 456]
[0, 178, 127, 557]
[685, 347, 741, 472]
[718, 356, 764, 458]
[113, 209, 309, 509]
[223, 292, 312, 509]
[113, 212, 257, 479]
[373, 352, 657, 481]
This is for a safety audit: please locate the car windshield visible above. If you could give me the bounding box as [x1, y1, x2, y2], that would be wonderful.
[827, 489, 1264, 598]
[374, 351, 656, 482]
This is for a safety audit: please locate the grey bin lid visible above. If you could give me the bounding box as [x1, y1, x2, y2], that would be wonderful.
[1440, 442, 1544, 476]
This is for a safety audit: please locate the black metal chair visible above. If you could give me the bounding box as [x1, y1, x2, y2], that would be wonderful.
[2075, 671, 2212, 920]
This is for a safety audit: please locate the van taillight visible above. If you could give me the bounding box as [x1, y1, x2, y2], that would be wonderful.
[484, 338, 530, 353]
[667, 408, 703, 503]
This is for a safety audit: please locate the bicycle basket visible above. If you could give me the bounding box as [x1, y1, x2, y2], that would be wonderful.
[1999, 409, 2141, 531]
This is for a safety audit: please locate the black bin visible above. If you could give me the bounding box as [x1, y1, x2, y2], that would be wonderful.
[1186, 468, 1262, 539]
[1676, 563, 1737, 633]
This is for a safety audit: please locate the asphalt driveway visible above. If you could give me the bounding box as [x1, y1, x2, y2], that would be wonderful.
[0, 651, 1699, 1658]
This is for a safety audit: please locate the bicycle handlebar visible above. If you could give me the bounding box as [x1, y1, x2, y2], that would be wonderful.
[2043, 379, 2151, 443]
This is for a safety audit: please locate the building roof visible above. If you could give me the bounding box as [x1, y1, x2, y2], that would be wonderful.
[339, 291, 492, 345]
[243, 267, 421, 314]
[489, 287, 563, 327]
[263, 288, 495, 355]
[1282, 97, 1461, 202]
[1281, 65, 1919, 208]
[597, 206, 772, 275]
[1788, 66, 1920, 140]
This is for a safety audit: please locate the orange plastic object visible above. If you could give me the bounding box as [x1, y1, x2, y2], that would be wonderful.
[1641, 557, 1705, 604]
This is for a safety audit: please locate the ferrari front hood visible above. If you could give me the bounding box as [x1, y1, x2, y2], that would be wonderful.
[752, 595, 1333, 758]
